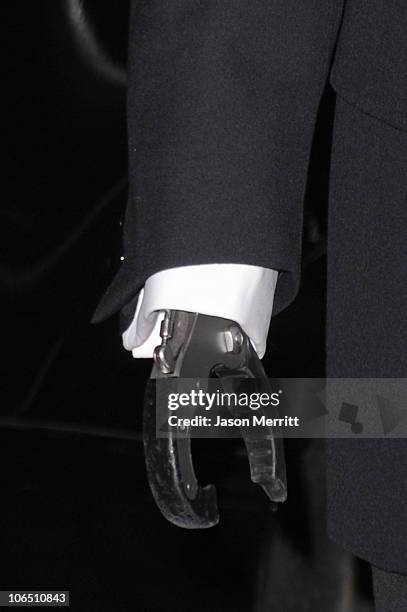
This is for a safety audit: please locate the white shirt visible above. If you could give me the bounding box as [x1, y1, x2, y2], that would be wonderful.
[122, 264, 278, 359]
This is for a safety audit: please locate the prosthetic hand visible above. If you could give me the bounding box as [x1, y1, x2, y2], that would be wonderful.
[143, 310, 287, 529]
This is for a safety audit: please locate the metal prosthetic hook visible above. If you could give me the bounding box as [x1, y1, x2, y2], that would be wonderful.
[143, 311, 287, 528]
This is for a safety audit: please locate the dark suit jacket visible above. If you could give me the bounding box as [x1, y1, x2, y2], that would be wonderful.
[93, 0, 407, 574]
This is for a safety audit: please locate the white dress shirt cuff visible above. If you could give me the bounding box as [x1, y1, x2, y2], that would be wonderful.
[122, 264, 278, 359]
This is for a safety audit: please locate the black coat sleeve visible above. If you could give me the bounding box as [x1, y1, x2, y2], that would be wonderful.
[93, 0, 344, 329]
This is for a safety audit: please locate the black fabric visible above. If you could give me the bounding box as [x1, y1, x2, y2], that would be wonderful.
[372, 566, 407, 612]
[330, 0, 407, 132]
[326, 96, 407, 573]
[93, 0, 407, 574]
[326, 4, 407, 572]
[92, 0, 345, 325]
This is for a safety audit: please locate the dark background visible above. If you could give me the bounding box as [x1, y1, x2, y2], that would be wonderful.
[2, 2, 373, 610]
